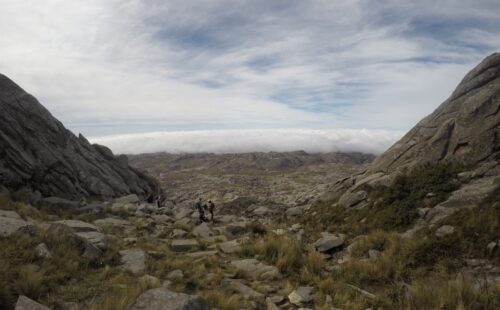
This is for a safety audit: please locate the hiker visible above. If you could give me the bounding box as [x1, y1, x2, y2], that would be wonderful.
[156, 193, 166, 208]
[195, 198, 207, 223]
[207, 200, 216, 222]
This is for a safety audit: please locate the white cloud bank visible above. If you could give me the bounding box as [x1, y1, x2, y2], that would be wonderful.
[90, 129, 403, 155]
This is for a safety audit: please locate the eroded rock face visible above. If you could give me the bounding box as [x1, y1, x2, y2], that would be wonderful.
[0, 74, 161, 200]
[369, 53, 500, 174]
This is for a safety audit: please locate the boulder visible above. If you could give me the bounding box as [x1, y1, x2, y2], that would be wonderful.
[288, 286, 314, 306]
[15, 295, 51, 310]
[313, 233, 345, 253]
[338, 190, 367, 208]
[253, 206, 273, 216]
[0, 210, 22, 219]
[167, 269, 184, 280]
[171, 239, 199, 252]
[0, 216, 33, 237]
[35, 243, 52, 259]
[230, 259, 282, 280]
[172, 229, 188, 238]
[119, 249, 146, 275]
[221, 279, 264, 300]
[285, 206, 306, 217]
[218, 240, 241, 254]
[192, 222, 214, 239]
[435, 225, 455, 238]
[129, 288, 210, 310]
[139, 275, 161, 287]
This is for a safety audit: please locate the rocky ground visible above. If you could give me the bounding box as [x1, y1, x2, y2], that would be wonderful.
[129, 151, 373, 208]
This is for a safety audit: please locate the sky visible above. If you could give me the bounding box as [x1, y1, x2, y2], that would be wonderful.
[1, 0, 499, 154]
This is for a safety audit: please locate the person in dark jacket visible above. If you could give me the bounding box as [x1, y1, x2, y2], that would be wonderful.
[207, 200, 216, 222]
[195, 198, 207, 223]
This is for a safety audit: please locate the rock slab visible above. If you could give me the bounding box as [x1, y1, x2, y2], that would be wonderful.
[129, 288, 210, 310]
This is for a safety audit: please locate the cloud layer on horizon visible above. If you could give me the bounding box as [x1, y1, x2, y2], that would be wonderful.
[0, 0, 499, 138]
[89, 128, 403, 155]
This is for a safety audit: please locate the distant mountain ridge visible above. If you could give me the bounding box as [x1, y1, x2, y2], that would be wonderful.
[0, 74, 160, 200]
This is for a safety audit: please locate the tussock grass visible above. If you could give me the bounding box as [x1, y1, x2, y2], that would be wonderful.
[202, 289, 250, 310]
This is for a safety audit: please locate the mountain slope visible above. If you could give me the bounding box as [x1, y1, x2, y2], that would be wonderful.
[0, 74, 160, 200]
[370, 52, 500, 174]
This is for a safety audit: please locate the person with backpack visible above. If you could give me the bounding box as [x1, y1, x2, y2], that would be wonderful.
[207, 200, 216, 222]
[195, 198, 207, 223]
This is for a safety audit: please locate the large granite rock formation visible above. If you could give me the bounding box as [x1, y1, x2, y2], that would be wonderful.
[0, 74, 160, 200]
[325, 53, 500, 207]
[370, 53, 500, 174]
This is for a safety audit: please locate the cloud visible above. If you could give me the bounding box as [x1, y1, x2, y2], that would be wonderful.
[0, 0, 499, 137]
[89, 128, 403, 155]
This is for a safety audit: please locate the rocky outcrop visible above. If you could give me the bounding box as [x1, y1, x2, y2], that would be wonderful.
[370, 53, 500, 174]
[0, 74, 161, 200]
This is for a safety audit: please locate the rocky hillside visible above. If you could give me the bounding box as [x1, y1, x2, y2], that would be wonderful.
[0, 74, 160, 201]
[371, 52, 500, 174]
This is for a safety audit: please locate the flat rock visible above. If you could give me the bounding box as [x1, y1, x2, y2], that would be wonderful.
[186, 251, 218, 258]
[230, 259, 282, 280]
[171, 239, 199, 252]
[15, 295, 51, 310]
[435, 225, 455, 237]
[129, 287, 210, 310]
[54, 220, 99, 232]
[218, 240, 241, 254]
[192, 222, 214, 239]
[93, 218, 130, 228]
[288, 286, 313, 306]
[0, 210, 22, 219]
[0, 216, 33, 237]
[313, 233, 345, 253]
[119, 248, 146, 275]
[172, 229, 188, 238]
[75, 231, 107, 250]
[221, 279, 264, 300]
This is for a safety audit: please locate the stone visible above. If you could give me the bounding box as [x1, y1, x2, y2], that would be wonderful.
[218, 240, 241, 254]
[435, 225, 455, 237]
[119, 249, 146, 275]
[487, 241, 498, 255]
[368, 249, 381, 262]
[171, 239, 199, 252]
[290, 224, 302, 232]
[114, 194, 140, 204]
[288, 286, 313, 306]
[253, 206, 273, 216]
[224, 222, 247, 236]
[129, 287, 210, 310]
[35, 243, 51, 259]
[0, 210, 22, 219]
[147, 251, 166, 259]
[221, 279, 264, 300]
[82, 242, 103, 259]
[313, 233, 345, 253]
[15, 295, 51, 310]
[167, 269, 184, 280]
[0, 216, 33, 237]
[192, 222, 214, 239]
[338, 190, 367, 208]
[186, 251, 218, 258]
[75, 231, 107, 250]
[286, 206, 306, 217]
[230, 259, 282, 281]
[139, 275, 161, 287]
[272, 229, 286, 236]
[54, 220, 99, 232]
[172, 229, 188, 238]
[151, 214, 174, 225]
[93, 218, 130, 228]
[175, 208, 193, 220]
